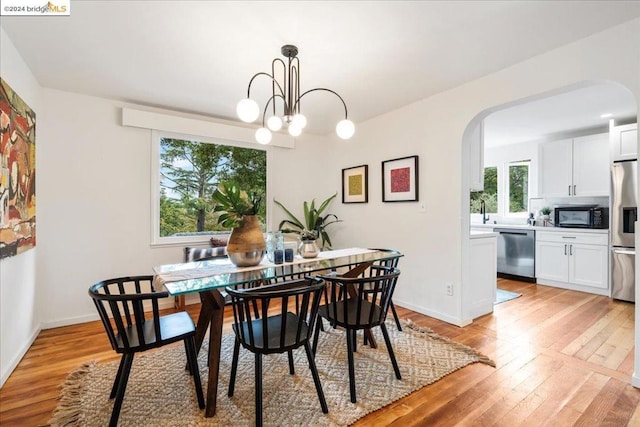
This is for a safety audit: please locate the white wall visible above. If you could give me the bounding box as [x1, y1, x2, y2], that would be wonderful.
[36, 88, 327, 327]
[0, 27, 42, 387]
[326, 18, 640, 334]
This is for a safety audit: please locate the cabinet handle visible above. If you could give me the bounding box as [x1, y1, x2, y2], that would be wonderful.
[564, 244, 567, 255]
[573, 185, 576, 196]
[561, 236, 576, 239]
[570, 244, 573, 256]
[568, 185, 571, 196]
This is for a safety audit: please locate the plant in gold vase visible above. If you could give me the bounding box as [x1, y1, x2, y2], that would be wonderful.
[212, 183, 265, 266]
[274, 194, 341, 258]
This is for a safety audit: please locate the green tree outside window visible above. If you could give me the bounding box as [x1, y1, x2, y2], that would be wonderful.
[159, 138, 267, 237]
[470, 167, 498, 213]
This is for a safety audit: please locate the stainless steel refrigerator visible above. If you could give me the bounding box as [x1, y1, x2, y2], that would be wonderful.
[611, 159, 637, 302]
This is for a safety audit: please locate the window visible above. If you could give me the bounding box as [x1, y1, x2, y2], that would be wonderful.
[507, 161, 529, 215]
[470, 167, 498, 213]
[152, 131, 267, 246]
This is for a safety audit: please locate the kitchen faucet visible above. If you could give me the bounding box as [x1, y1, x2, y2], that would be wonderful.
[480, 200, 490, 224]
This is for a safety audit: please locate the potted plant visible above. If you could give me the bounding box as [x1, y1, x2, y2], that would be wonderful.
[274, 193, 342, 257]
[212, 183, 265, 266]
[540, 207, 552, 225]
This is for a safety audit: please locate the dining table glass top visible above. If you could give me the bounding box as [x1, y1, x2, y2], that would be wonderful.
[153, 247, 403, 296]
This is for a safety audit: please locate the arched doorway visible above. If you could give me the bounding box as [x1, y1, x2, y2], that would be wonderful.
[460, 80, 639, 386]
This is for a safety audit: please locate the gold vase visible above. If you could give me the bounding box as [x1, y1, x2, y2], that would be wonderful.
[227, 215, 266, 266]
[298, 239, 320, 258]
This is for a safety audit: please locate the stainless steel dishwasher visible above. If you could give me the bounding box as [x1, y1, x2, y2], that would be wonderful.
[494, 228, 536, 281]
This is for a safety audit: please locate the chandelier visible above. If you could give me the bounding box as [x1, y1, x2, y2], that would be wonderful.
[236, 44, 355, 144]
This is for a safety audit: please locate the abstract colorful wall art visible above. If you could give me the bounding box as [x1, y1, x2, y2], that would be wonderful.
[0, 78, 36, 259]
[342, 164, 368, 203]
[382, 155, 418, 202]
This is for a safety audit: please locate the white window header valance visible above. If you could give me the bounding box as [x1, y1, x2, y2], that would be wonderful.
[122, 107, 295, 149]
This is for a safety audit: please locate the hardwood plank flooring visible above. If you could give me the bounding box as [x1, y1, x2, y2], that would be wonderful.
[0, 279, 638, 426]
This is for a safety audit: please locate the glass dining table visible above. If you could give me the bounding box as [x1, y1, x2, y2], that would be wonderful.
[153, 247, 403, 418]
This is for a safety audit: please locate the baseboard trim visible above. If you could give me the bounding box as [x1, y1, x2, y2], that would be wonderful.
[394, 299, 471, 327]
[41, 299, 181, 330]
[0, 325, 41, 388]
[633, 373, 640, 388]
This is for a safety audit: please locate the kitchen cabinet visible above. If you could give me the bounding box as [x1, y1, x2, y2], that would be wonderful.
[538, 133, 609, 198]
[610, 123, 637, 162]
[535, 230, 608, 294]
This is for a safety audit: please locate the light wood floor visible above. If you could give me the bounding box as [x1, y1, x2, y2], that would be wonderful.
[1, 279, 638, 426]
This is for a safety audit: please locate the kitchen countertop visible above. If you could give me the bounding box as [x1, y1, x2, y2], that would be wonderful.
[470, 223, 609, 234]
[470, 230, 499, 239]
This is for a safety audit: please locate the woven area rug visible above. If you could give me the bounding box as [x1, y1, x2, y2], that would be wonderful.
[50, 320, 494, 426]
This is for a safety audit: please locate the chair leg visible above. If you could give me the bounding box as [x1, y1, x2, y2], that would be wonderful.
[312, 319, 322, 355]
[304, 342, 328, 413]
[110, 355, 127, 399]
[255, 353, 263, 427]
[380, 323, 402, 380]
[390, 300, 402, 331]
[185, 336, 205, 409]
[110, 352, 134, 427]
[184, 341, 192, 375]
[228, 336, 241, 397]
[288, 350, 295, 375]
[346, 329, 357, 403]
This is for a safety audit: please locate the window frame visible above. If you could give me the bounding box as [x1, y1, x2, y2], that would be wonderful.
[505, 160, 530, 217]
[150, 130, 270, 247]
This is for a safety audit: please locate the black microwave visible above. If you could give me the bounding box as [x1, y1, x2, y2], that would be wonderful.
[554, 206, 608, 229]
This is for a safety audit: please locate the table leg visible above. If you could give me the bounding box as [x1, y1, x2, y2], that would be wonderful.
[195, 290, 226, 418]
[341, 262, 377, 349]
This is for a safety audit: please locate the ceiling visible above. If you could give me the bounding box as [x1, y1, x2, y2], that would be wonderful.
[484, 83, 637, 147]
[2, 1, 639, 136]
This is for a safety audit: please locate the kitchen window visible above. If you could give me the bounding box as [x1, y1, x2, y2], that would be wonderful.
[470, 167, 498, 213]
[151, 131, 267, 246]
[507, 160, 530, 215]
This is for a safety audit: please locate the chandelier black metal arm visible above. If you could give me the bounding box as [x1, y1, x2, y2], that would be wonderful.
[237, 44, 354, 142]
[294, 87, 349, 120]
[246, 71, 287, 105]
[260, 94, 287, 126]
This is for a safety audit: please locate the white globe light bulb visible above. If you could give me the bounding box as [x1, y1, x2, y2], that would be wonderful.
[291, 113, 307, 129]
[267, 115, 283, 131]
[288, 124, 302, 137]
[336, 119, 355, 139]
[236, 98, 260, 123]
[255, 127, 272, 145]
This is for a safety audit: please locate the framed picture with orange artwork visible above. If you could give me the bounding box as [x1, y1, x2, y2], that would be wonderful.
[382, 155, 418, 202]
[342, 164, 368, 203]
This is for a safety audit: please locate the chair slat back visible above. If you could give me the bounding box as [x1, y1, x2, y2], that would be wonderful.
[320, 266, 400, 329]
[227, 277, 325, 354]
[88, 276, 169, 352]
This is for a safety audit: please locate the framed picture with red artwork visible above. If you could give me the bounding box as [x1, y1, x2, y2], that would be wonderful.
[381, 155, 418, 202]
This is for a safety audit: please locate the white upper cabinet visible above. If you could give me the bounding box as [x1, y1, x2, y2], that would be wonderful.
[610, 123, 637, 162]
[572, 133, 611, 196]
[468, 120, 484, 191]
[538, 133, 609, 198]
[539, 138, 573, 198]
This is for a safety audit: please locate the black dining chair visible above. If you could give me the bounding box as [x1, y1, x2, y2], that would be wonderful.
[312, 265, 402, 403]
[226, 277, 328, 427]
[89, 276, 205, 427]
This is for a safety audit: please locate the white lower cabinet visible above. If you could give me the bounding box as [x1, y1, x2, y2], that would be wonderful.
[536, 231, 608, 294]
